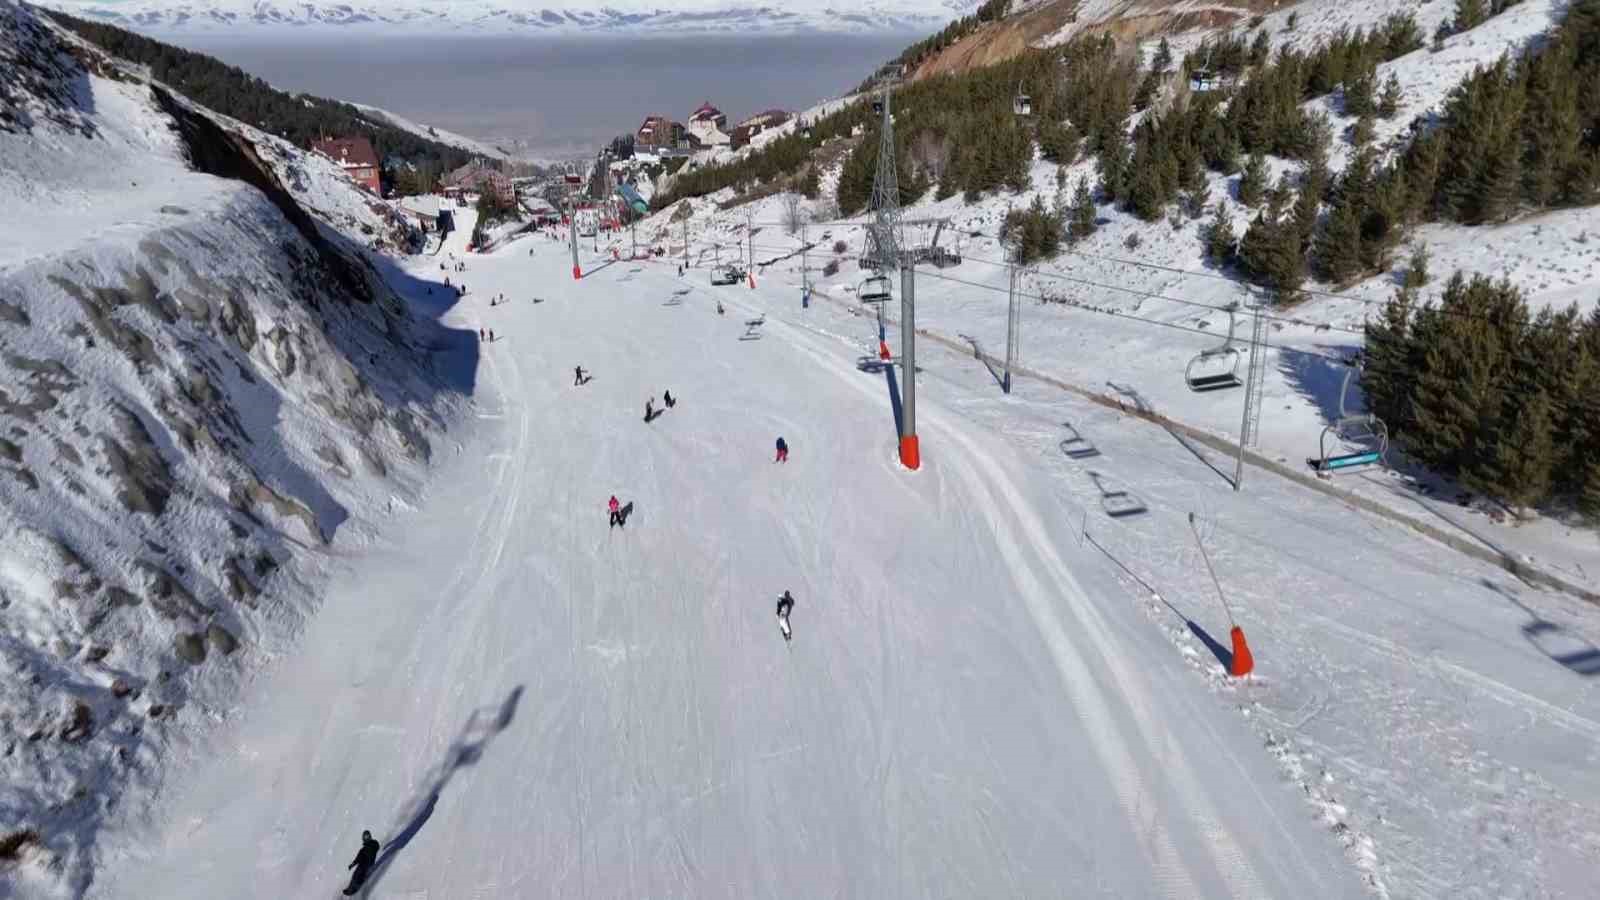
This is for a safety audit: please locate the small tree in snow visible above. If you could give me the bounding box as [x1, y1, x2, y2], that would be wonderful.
[1067, 177, 1097, 243]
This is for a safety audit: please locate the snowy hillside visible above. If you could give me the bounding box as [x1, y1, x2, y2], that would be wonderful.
[36, 0, 981, 34]
[350, 103, 517, 163]
[0, 3, 469, 895]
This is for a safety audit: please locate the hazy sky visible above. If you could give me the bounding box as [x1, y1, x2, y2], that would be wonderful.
[176, 32, 916, 159]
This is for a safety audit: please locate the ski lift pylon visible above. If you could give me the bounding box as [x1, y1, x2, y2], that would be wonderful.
[1184, 304, 1244, 391]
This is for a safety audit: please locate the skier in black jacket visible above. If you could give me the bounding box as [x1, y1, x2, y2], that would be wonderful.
[776, 591, 795, 642]
[343, 830, 381, 895]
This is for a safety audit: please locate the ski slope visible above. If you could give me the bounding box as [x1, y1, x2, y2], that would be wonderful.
[86, 224, 1374, 898]
[85, 216, 1600, 899]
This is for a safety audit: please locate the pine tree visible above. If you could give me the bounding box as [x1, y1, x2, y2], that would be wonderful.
[1183, 181, 1211, 219]
[1350, 113, 1377, 147]
[1315, 195, 1365, 283]
[1127, 146, 1168, 220]
[1362, 285, 1418, 437]
[1249, 30, 1271, 66]
[1238, 151, 1268, 205]
[1378, 73, 1403, 118]
[1290, 178, 1320, 253]
[1239, 191, 1305, 298]
[1478, 148, 1522, 223]
[1098, 133, 1131, 202]
[1455, 0, 1488, 32]
[1134, 70, 1161, 111]
[1344, 70, 1377, 117]
[1068, 176, 1097, 243]
[1153, 37, 1174, 73]
[1474, 386, 1555, 513]
[1205, 201, 1237, 265]
[1401, 242, 1431, 288]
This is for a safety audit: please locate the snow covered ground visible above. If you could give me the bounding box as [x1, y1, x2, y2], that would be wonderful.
[77, 211, 1600, 899]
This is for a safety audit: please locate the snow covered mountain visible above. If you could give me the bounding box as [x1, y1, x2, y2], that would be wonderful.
[36, 0, 982, 34]
[0, 2, 468, 893]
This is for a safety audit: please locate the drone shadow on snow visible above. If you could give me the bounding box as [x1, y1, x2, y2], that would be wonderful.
[353, 685, 525, 897]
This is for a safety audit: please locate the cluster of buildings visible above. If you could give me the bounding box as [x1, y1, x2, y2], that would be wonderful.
[634, 101, 792, 154]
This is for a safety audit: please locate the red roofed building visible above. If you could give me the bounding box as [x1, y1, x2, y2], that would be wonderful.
[311, 136, 381, 194]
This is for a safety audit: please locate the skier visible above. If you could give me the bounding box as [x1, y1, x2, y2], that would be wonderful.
[488, 328, 495, 342]
[644, 396, 655, 422]
[343, 830, 381, 895]
[663, 390, 675, 409]
[574, 365, 587, 386]
[716, 300, 725, 315]
[478, 328, 485, 342]
[608, 495, 622, 528]
[776, 590, 795, 642]
[774, 436, 788, 463]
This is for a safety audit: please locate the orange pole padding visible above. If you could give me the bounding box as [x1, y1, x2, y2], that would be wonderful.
[1229, 626, 1254, 677]
[879, 341, 892, 361]
[899, 434, 920, 470]
[572, 265, 582, 280]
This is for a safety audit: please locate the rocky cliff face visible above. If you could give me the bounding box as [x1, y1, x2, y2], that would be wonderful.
[0, 3, 468, 894]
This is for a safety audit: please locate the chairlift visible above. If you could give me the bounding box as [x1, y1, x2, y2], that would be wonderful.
[1310, 363, 1389, 474]
[1183, 304, 1244, 392]
[1013, 78, 1032, 117]
[1189, 69, 1220, 93]
[858, 274, 892, 304]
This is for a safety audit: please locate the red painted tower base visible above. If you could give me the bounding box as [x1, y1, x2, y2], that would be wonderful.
[899, 435, 920, 470]
[1229, 626, 1255, 677]
[572, 265, 581, 280]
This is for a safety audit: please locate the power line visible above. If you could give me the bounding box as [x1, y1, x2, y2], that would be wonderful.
[907, 266, 1600, 421]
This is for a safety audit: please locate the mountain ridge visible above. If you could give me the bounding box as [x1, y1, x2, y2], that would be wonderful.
[35, 0, 982, 34]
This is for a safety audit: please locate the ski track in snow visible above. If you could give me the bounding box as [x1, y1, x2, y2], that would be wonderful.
[86, 219, 1378, 899]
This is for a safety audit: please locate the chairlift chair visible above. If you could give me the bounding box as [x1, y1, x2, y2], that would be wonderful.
[858, 274, 892, 304]
[1310, 364, 1389, 474]
[1183, 304, 1244, 392]
[1013, 93, 1032, 116]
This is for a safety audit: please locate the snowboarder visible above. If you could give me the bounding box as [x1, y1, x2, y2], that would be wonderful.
[608, 495, 622, 528]
[663, 390, 675, 409]
[343, 830, 381, 895]
[776, 591, 795, 642]
[574, 365, 587, 386]
[775, 436, 788, 463]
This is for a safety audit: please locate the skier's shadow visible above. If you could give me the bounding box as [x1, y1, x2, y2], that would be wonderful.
[353, 686, 524, 897]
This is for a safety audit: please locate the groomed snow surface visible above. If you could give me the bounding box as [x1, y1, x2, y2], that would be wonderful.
[83, 214, 1600, 899]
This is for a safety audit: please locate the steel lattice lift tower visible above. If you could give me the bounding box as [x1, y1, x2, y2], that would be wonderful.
[866, 68, 920, 470]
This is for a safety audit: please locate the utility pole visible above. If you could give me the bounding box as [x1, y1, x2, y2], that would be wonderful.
[746, 207, 756, 288]
[1234, 299, 1269, 491]
[682, 216, 689, 268]
[900, 256, 919, 468]
[568, 187, 580, 280]
[1004, 264, 1021, 394]
[801, 223, 810, 308]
